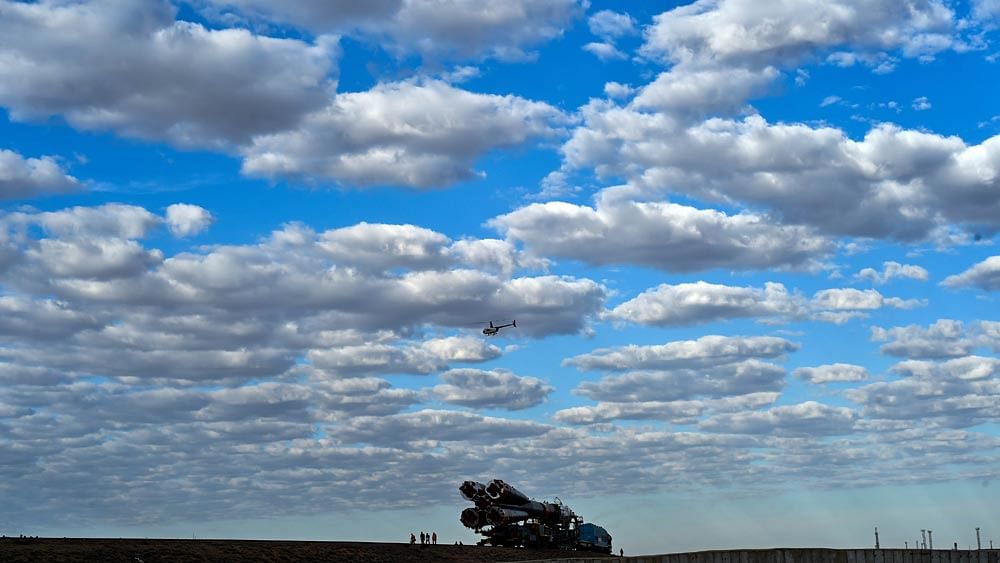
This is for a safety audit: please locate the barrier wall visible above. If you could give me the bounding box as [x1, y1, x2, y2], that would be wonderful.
[514, 548, 1000, 563]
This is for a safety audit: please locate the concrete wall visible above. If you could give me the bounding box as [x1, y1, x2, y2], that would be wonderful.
[514, 548, 1000, 563]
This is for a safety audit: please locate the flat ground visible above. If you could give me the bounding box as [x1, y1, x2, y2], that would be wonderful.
[0, 537, 612, 562]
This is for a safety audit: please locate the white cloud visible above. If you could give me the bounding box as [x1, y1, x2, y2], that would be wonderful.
[698, 401, 858, 436]
[826, 51, 899, 73]
[490, 196, 830, 273]
[335, 409, 552, 447]
[564, 335, 798, 372]
[973, 0, 1000, 21]
[207, 0, 584, 62]
[588, 10, 637, 40]
[794, 363, 870, 384]
[3, 203, 161, 239]
[554, 392, 779, 425]
[640, 0, 957, 66]
[431, 368, 553, 410]
[846, 356, 1000, 427]
[942, 255, 1000, 291]
[607, 281, 806, 326]
[307, 337, 500, 377]
[607, 281, 921, 327]
[820, 95, 842, 107]
[165, 204, 214, 238]
[0, 0, 336, 149]
[583, 41, 627, 61]
[575, 360, 786, 402]
[631, 66, 779, 119]
[318, 222, 451, 272]
[810, 288, 923, 311]
[26, 238, 163, 281]
[560, 110, 1000, 240]
[241, 79, 567, 188]
[912, 96, 932, 110]
[603, 82, 635, 99]
[0, 149, 81, 200]
[855, 261, 929, 284]
[871, 319, 1000, 359]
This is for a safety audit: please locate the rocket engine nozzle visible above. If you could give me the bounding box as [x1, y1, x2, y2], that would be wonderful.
[485, 479, 530, 505]
[459, 480, 486, 501]
[460, 507, 488, 529]
[487, 506, 531, 525]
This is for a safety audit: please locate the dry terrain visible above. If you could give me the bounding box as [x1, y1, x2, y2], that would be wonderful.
[0, 537, 610, 562]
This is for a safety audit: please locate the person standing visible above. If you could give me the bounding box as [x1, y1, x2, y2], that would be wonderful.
[432, 532, 437, 545]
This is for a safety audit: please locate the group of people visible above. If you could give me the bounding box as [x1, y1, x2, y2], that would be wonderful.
[410, 531, 437, 545]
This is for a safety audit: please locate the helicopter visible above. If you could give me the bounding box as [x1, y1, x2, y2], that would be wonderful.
[481, 319, 516, 336]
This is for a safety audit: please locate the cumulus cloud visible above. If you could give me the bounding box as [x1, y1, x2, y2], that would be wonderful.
[0, 0, 336, 149]
[558, 335, 796, 425]
[4, 203, 161, 240]
[855, 261, 929, 284]
[588, 10, 637, 40]
[603, 82, 635, 99]
[583, 41, 627, 61]
[308, 337, 501, 377]
[871, 319, 1000, 359]
[973, 0, 1000, 21]
[912, 96, 932, 110]
[846, 356, 1000, 428]
[564, 335, 798, 372]
[640, 0, 957, 66]
[241, 79, 567, 188]
[431, 368, 553, 410]
[608, 282, 921, 327]
[26, 238, 163, 281]
[0, 149, 82, 200]
[631, 66, 779, 119]
[0, 203, 612, 415]
[165, 204, 214, 238]
[207, 0, 584, 61]
[574, 360, 786, 402]
[698, 401, 858, 436]
[554, 392, 779, 425]
[318, 222, 451, 272]
[607, 281, 806, 326]
[490, 195, 830, 273]
[810, 288, 924, 311]
[794, 363, 870, 384]
[942, 255, 1000, 291]
[561, 111, 1000, 240]
[334, 409, 553, 447]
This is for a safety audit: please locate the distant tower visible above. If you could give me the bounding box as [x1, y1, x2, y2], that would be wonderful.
[976, 528, 981, 550]
[875, 527, 880, 549]
[922, 530, 927, 549]
[929, 530, 933, 550]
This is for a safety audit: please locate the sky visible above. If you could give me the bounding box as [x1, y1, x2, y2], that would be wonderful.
[1, 0, 999, 555]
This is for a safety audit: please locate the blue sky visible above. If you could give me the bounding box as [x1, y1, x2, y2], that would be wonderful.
[1, 0, 999, 555]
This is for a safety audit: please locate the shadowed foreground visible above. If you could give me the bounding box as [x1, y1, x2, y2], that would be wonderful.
[0, 537, 606, 563]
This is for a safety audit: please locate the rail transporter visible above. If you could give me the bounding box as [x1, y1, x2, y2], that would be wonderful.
[459, 479, 612, 553]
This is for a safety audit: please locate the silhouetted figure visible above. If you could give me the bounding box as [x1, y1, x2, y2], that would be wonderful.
[432, 532, 437, 544]
[410, 533, 415, 545]
[420, 532, 425, 545]
[620, 547, 624, 557]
